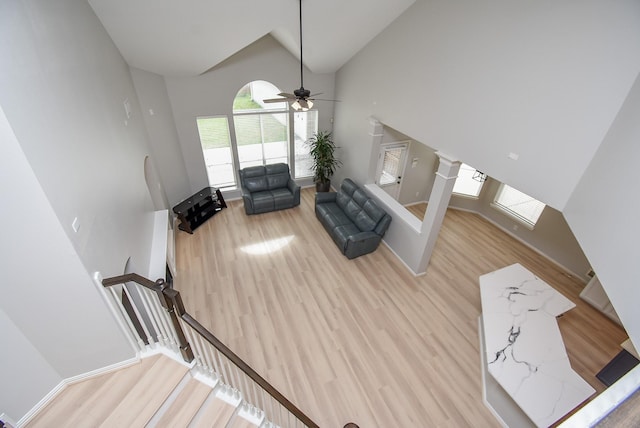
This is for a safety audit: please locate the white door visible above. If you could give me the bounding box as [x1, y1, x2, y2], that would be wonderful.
[376, 142, 409, 200]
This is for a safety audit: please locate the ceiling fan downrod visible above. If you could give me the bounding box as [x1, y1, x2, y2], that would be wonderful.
[298, 0, 304, 92]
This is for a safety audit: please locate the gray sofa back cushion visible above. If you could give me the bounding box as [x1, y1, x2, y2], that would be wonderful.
[241, 164, 294, 192]
[241, 166, 268, 192]
[265, 163, 289, 175]
[358, 200, 386, 231]
[336, 191, 350, 211]
[336, 178, 358, 210]
[267, 173, 290, 189]
[353, 189, 369, 206]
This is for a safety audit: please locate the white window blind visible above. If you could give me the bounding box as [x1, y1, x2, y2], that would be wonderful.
[493, 184, 546, 227]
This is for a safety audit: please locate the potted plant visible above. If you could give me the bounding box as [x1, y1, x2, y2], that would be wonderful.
[307, 130, 342, 192]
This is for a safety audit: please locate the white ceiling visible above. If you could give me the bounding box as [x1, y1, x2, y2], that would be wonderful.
[88, 0, 415, 77]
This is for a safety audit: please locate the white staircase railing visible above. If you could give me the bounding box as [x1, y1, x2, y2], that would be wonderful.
[98, 273, 318, 428]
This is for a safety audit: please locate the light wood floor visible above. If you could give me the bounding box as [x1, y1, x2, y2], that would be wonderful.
[175, 189, 627, 428]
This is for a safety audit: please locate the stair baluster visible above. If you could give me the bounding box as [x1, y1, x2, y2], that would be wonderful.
[101, 272, 320, 428]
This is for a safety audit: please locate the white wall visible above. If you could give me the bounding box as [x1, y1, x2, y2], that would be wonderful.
[333, 0, 640, 210]
[0, 310, 60, 421]
[163, 35, 336, 196]
[565, 73, 640, 351]
[0, 105, 132, 420]
[131, 68, 191, 206]
[0, 0, 166, 419]
[0, 0, 158, 279]
[397, 142, 437, 206]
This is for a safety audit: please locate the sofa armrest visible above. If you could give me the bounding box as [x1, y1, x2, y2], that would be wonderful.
[287, 179, 301, 206]
[241, 192, 255, 214]
[344, 231, 382, 259]
[374, 214, 392, 236]
[315, 191, 337, 205]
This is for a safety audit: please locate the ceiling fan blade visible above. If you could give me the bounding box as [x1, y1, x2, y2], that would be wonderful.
[278, 92, 297, 98]
[308, 92, 323, 97]
[263, 97, 290, 103]
[309, 98, 341, 102]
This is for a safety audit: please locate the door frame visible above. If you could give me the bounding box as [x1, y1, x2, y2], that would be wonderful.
[375, 141, 410, 200]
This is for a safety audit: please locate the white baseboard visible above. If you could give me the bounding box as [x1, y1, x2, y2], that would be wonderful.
[450, 207, 587, 284]
[0, 413, 17, 427]
[381, 240, 425, 277]
[17, 356, 139, 427]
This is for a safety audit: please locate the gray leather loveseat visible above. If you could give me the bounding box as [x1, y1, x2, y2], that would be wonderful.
[315, 178, 392, 259]
[239, 163, 301, 215]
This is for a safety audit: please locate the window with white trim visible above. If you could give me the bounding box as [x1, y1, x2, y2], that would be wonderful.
[196, 116, 236, 189]
[196, 80, 318, 188]
[452, 163, 485, 197]
[493, 184, 546, 227]
[233, 81, 289, 170]
[293, 110, 316, 178]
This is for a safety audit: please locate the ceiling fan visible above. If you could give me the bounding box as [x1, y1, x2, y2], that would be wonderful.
[263, 0, 337, 111]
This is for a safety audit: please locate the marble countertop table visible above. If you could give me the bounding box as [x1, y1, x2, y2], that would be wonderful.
[479, 263, 595, 428]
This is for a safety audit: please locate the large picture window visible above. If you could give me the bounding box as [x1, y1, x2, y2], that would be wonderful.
[234, 113, 288, 169]
[493, 183, 546, 228]
[197, 80, 318, 189]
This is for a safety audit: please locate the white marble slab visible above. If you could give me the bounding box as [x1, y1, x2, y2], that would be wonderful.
[480, 263, 595, 428]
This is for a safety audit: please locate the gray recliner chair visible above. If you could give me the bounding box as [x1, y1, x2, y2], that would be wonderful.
[238, 163, 301, 215]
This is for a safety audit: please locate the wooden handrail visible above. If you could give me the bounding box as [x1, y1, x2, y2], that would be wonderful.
[162, 289, 319, 427]
[102, 273, 319, 427]
[101, 273, 159, 289]
[181, 312, 320, 428]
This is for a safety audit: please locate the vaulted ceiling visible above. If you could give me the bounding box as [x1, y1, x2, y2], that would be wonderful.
[88, 0, 415, 77]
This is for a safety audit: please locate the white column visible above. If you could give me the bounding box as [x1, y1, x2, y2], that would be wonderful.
[417, 152, 461, 273]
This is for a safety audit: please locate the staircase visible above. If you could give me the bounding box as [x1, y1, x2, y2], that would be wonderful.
[15, 273, 318, 427]
[26, 354, 265, 427]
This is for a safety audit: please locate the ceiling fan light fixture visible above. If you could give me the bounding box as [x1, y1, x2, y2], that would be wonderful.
[291, 99, 313, 111]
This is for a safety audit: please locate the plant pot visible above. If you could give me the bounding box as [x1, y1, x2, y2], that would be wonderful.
[316, 181, 331, 192]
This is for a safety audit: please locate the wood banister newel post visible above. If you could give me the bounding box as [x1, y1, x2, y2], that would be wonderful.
[155, 279, 194, 363]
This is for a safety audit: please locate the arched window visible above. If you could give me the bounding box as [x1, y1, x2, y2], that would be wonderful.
[196, 80, 316, 190]
[233, 81, 289, 169]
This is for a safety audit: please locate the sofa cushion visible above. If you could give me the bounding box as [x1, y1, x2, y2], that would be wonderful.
[317, 203, 353, 230]
[265, 163, 289, 175]
[354, 211, 378, 232]
[271, 187, 294, 209]
[267, 173, 290, 190]
[244, 176, 268, 192]
[331, 224, 361, 251]
[243, 165, 267, 178]
[363, 200, 385, 224]
[344, 199, 363, 223]
[251, 190, 274, 212]
[352, 189, 369, 207]
[336, 191, 351, 211]
[340, 178, 358, 196]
